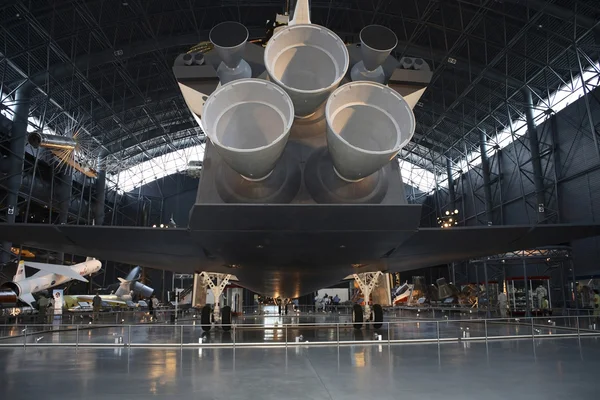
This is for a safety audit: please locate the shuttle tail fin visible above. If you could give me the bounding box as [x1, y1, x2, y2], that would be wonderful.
[14, 261, 26, 282]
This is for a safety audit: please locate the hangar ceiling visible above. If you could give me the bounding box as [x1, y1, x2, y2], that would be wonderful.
[1, 0, 599, 192]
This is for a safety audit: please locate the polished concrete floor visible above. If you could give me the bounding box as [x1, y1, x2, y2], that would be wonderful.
[1, 338, 599, 399]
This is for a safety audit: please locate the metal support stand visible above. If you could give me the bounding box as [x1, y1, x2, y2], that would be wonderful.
[570, 260, 577, 309]
[523, 259, 530, 317]
[199, 272, 232, 323]
[483, 261, 491, 318]
[353, 271, 383, 321]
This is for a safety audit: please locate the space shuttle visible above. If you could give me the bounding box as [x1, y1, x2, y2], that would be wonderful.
[0, 0, 600, 307]
[0, 258, 101, 307]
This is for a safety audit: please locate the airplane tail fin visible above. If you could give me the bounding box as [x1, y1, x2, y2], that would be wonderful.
[114, 279, 131, 297]
[85, 257, 95, 262]
[13, 260, 26, 282]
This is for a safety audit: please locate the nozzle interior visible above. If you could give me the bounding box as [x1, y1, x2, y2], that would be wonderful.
[203, 79, 295, 179]
[266, 25, 347, 92]
[327, 82, 414, 154]
[215, 103, 287, 150]
[330, 105, 398, 152]
[27, 132, 42, 148]
[325, 81, 415, 181]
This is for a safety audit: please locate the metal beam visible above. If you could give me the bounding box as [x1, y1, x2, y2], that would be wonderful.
[479, 129, 494, 225]
[1, 82, 33, 264]
[446, 157, 456, 209]
[523, 88, 546, 223]
[502, 0, 600, 35]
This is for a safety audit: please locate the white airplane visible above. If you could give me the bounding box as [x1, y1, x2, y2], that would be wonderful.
[0, 258, 101, 306]
[68, 266, 153, 306]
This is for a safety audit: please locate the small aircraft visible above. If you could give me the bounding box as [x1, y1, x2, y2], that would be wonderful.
[0, 258, 101, 307]
[66, 266, 154, 307]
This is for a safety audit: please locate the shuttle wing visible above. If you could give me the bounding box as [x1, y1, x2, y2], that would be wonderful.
[387, 223, 600, 271]
[1, 222, 600, 296]
[0, 224, 209, 273]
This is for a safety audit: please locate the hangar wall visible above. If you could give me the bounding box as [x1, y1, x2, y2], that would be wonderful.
[423, 86, 600, 277]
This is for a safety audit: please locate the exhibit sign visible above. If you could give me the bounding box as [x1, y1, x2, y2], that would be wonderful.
[53, 289, 63, 315]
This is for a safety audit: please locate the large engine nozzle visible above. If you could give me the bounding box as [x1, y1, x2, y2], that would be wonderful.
[209, 21, 252, 84]
[326, 81, 415, 181]
[131, 281, 154, 298]
[28, 132, 77, 150]
[265, 24, 349, 117]
[351, 25, 398, 84]
[0, 287, 18, 308]
[203, 79, 295, 180]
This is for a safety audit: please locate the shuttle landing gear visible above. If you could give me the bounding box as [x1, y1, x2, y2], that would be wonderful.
[199, 272, 232, 332]
[275, 298, 291, 315]
[353, 272, 384, 329]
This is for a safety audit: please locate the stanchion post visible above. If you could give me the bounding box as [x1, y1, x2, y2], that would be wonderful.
[531, 317, 535, 340]
[285, 324, 288, 347]
[387, 322, 390, 345]
[337, 323, 340, 345]
[180, 325, 184, 347]
[23, 325, 27, 348]
[484, 319, 488, 342]
[128, 325, 132, 347]
[436, 321, 440, 344]
[76, 325, 79, 347]
[576, 316, 580, 338]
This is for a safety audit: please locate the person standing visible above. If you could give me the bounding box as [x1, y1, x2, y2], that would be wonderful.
[92, 294, 102, 322]
[151, 295, 159, 320]
[47, 296, 55, 324]
[147, 295, 154, 321]
[498, 291, 508, 318]
[38, 296, 49, 323]
[541, 296, 550, 316]
[593, 289, 600, 324]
